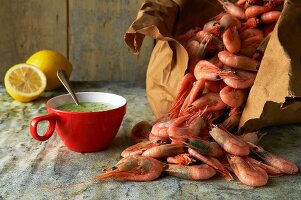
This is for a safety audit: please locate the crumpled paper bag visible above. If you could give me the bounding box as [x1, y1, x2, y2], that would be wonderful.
[124, 0, 301, 133]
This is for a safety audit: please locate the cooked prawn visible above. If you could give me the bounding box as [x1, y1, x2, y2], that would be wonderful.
[165, 164, 216, 180]
[151, 118, 174, 138]
[227, 154, 268, 187]
[121, 140, 163, 157]
[249, 142, 299, 174]
[220, 86, 248, 107]
[188, 148, 234, 180]
[245, 5, 273, 18]
[223, 26, 241, 54]
[194, 60, 222, 81]
[245, 157, 281, 174]
[96, 155, 166, 181]
[240, 17, 261, 31]
[261, 10, 281, 23]
[141, 143, 186, 159]
[218, 68, 257, 89]
[218, 51, 260, 71]
[209, 125, 250, 156]
[183, 137, 224, 157]
[203, 20, 222, 37]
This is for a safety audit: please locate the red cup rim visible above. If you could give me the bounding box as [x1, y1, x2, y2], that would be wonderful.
[46, 92, 127, 114]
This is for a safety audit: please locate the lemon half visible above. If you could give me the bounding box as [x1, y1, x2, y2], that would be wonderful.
[4, 63, 47, 102]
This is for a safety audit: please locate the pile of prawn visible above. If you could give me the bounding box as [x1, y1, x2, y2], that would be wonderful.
[96, 0, 298, 187]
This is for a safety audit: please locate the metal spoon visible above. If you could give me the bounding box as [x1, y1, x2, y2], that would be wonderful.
[57, 69, 80, 105]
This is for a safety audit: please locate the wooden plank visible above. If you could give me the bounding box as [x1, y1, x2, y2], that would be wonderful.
[69, 0, 153, 82]
[0, 0, 67, 82]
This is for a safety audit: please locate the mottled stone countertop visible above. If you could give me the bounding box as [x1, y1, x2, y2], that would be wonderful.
[0, 82, 300, 200]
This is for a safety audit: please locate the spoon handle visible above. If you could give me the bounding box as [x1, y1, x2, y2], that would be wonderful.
[57, 69, 80, 105]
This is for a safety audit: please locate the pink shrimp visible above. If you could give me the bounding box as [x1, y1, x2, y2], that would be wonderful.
[151, 118, 174, 138]
[220, 86, 248, 107]
[218, 69, 257, 89]
[130, 121, 152, 144]
[227, 154, 268, 187]
[194, 60, 222, 81]
[240, 28, 264, 46]
[185, 39, 207, 63]
[168, 73, 196, 118]
[165, 164, 216, 180]
[168, 111, 208, 139]
[183, 137, 224, 157]
[245, 5, 273, 18]
[222, 26, 241, 54]
[261, 10, 281, 23]
[203, 20, 222, 37]
[240, 17, 261, 31]
[218, 0, 247, 20]
[183, 92, 227, 115]
[188, 148, 234, 180]
[209, 125, 250, 156]
[218, 50, 260, 71]
[166, 153, 196, 165]
[245, 157, 281, 174]
[221, 107, 242, 132]
[96, 155, 166, 181]
[196, 31, 224, 53]
[121, 140, 163, 157]
[179, 79, 205, 115]
[219, 13, 242, 29]
[249, 142, 299, 174]
[240, 28, 264, 41]
[141, 143, 186, 159]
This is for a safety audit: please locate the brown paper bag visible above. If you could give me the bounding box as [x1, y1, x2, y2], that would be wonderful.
[124, 0, 301, 133]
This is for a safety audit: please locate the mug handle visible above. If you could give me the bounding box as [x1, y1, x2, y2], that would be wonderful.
[30, 113, 58, 141]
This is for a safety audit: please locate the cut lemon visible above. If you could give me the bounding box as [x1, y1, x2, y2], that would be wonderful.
[4, 63, 47, 102]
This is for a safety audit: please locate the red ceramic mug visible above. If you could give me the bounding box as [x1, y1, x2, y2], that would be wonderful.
[30, 92, 126, 152]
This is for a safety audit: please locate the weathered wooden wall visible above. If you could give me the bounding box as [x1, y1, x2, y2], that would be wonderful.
[0, 0, 153, 83]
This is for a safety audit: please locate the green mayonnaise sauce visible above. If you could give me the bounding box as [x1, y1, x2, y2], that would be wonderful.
[57, 102, 115, 112]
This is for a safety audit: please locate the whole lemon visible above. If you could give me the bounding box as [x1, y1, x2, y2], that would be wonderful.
[26, 50, 72, 90]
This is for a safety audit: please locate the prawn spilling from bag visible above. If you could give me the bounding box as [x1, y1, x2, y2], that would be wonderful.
[96, 0, 299, 187]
